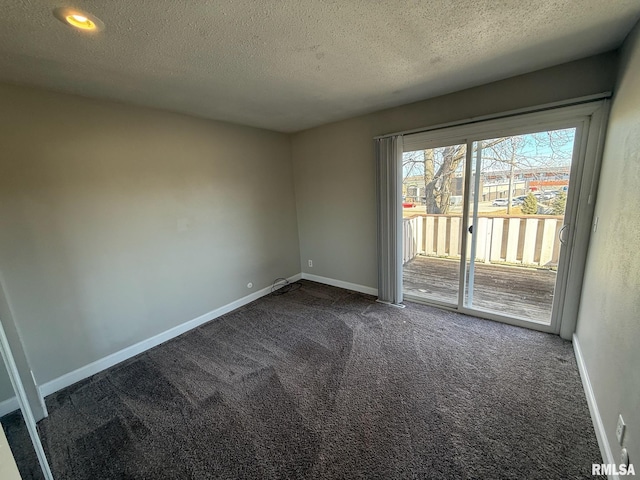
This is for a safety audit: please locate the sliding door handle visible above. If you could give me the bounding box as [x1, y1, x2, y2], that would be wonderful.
[559, 224, 568, 245]
[468, 225, 473, 234]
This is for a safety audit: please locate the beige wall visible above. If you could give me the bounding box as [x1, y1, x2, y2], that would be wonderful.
[0, 83, 300, 388]
[575, 22, 640, 466]
[291, 52, 618, 289]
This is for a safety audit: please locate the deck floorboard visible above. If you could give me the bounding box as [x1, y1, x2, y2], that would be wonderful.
[403, 256, 555, 323]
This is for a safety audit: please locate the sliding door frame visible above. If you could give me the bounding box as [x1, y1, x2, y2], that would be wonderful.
[398, 100, 610, 337]
[0, 322, 54, 479]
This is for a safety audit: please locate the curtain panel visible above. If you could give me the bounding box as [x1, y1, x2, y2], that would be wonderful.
[375, 135, 403, 306]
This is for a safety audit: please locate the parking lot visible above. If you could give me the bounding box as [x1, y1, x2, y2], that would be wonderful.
[402, 201, 521, 218]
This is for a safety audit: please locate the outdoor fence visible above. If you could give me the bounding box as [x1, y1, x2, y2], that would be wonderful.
[403, 214, 564, 267]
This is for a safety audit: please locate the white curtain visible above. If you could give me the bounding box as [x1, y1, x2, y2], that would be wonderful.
[375, 135, 403, 306]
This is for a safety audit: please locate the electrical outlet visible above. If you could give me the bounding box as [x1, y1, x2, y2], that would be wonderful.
[616, 414, 626, 445]
[308, 260, 313, 267]
[621, 448, 629, 468]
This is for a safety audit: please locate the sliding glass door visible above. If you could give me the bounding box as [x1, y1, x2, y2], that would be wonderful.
[399, 101, 607, 333]
[463, 129, 576, 324]
[402, 143, 466, 306]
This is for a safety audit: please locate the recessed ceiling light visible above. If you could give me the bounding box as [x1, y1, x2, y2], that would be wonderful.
[53, 7, 104, 32]
[66, 14, 94, 30]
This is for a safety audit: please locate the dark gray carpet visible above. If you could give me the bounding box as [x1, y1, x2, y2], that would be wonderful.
[2, 280, 603, 479]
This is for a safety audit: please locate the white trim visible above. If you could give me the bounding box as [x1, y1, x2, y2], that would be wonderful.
[573, 334, 616, 479]
[39, 273, 301, 397]
[32, 371, 47, 418]
[0, 396, 19, 417]
[375, 300, 406, 308]
[301, 273, 378, 296]
[375, 92, 612, 140]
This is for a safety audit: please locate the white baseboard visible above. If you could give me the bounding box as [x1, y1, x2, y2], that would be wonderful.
[0, 396, 20, 417]
[9, 272, 370, 410]
[39, 273, 302, 398]
[573, 334, 616, 478]
[301, 273, 378, 296]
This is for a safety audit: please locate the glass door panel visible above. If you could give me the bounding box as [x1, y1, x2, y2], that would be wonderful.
[464, 128, 576, 324]
[402, 143, 466, 305]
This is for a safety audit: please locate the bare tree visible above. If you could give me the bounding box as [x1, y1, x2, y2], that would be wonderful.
[403, 128, 575, 215]
[423, 145, 465, 214]
[479, 130, 574, 213]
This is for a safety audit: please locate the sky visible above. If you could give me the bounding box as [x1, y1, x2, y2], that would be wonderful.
[403, 127, 576, 180]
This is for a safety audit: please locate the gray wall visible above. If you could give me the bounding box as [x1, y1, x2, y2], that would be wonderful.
[291, 52, 618, 289]
[0, 367, 11, 403]
[0, 277, 46, 419]
[0, 283, 13, 403]
[575, 23, 640, 465]
[0, 83, 300, 390]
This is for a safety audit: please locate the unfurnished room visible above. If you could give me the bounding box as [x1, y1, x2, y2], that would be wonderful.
[0, 1, 639, 479]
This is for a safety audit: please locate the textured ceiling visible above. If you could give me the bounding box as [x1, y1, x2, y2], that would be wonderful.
[1, 1, 640, 132]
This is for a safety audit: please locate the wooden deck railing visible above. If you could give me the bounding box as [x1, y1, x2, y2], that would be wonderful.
[403, 214, 563, 267]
